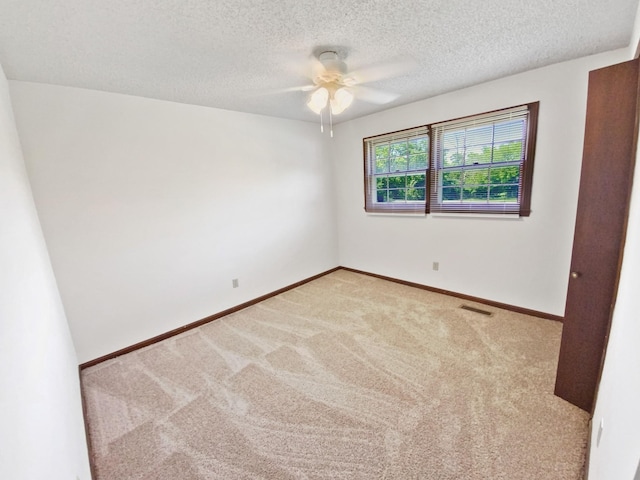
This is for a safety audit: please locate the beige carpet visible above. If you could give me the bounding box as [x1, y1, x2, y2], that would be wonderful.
[81, 270, 589, 479]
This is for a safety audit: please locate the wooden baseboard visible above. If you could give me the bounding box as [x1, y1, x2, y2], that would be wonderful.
[79, 265, 562, 369]
[583, 417, 592, 480]
[339, 266, 564, 323]
[79, 267, 341, 369]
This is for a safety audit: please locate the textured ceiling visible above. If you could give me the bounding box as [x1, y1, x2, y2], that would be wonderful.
[0, 0, 638, 123]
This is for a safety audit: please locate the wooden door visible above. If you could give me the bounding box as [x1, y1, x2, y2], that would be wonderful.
[554, 58, 640, 412]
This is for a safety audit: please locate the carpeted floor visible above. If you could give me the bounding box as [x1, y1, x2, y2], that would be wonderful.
[81, 269, 589, 479]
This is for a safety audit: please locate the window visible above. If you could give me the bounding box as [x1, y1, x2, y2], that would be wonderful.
[364, 126, 429, 214]
[363, 102, 539, 216]
[430, 103, 538, 215]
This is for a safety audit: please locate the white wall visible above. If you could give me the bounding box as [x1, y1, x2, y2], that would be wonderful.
[629, 0, 640, 60]
[0, 67, 90, 479]
[9, 83, 338, 363]
[4, 35, 639, 480]
[331, 49, 628, 316]
[588, 25, 640, 478]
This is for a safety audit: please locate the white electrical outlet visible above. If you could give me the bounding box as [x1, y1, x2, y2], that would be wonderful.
[432, 262, 439, 271]
[232, 278, 239, 288]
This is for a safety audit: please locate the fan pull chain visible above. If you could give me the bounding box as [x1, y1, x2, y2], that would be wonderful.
[329, 107, 334, 138]
[320, 109, 324, 133]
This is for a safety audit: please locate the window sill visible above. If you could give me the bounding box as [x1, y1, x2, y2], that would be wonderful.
[365, 212, 427, 217]
[430, 212, 522, 220]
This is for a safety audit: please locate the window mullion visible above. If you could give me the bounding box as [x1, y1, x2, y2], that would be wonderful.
[364, 102, 537, 216]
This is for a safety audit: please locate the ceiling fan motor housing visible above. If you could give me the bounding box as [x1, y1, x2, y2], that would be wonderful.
[317, 51, 347, 83]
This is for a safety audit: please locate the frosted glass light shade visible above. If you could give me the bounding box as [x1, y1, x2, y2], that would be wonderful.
[307, 87, 329, 114]
[330, 88, 353, 115]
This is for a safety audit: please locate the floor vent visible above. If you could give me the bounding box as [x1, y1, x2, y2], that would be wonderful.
[460, 305, 493, 316]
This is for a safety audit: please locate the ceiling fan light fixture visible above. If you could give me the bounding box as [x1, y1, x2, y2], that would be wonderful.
[307, 87, 329, 114]
[330, 87, 353, 115]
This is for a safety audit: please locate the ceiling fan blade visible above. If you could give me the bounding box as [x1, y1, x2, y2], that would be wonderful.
[251, 84, 316, 96]
[346, 57, 416, 85]
[353, 85, 400, 105]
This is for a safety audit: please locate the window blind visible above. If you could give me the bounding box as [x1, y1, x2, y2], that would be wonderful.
[364, 126, 429, 214]
[429, 103, 538, 215]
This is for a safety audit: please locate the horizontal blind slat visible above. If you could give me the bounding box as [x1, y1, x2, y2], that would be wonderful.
[430, 104, 532, 216]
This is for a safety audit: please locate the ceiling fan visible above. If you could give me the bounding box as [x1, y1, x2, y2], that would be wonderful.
[296, 50, 410, 136]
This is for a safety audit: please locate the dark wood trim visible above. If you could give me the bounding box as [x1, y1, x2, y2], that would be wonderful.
[363, 127, 430, 215]
[339, 266, 564, 322]
[80, 263, 563, 369]
[587, 57, 640, 415]
[555, 58, 640, 412]
[79, 267, 340, 369]
[362, 136, 368, 212]
[362, 102, 539, 216]
[584, 417, 593, 480]
[428, 102, 539, 216]
[425, 134, 432, 215]
[79, 367, 97, 480]
[519, 101, 539, 216]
